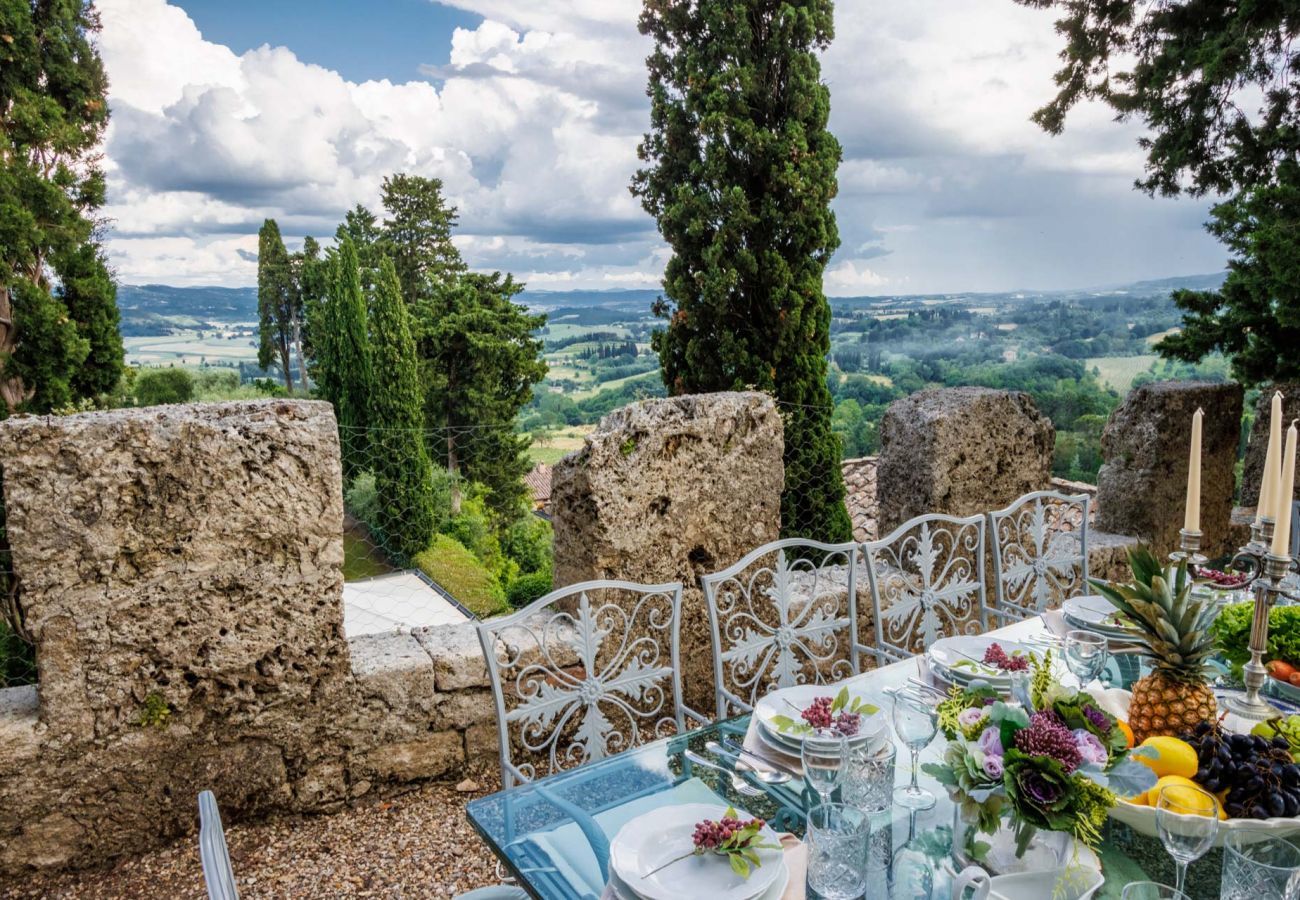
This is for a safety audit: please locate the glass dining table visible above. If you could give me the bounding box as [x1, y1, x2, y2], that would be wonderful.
[465, 617, 1227, 899]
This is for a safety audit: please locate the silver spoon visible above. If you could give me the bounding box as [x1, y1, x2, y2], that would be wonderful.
[703, 741, 791, 785]
[683, 749, 763, 797]
[719, 736, 801, 778]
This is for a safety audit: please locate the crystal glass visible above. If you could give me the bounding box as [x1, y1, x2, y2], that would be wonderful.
[891, 688, 938, 811]
[1156, 785, 1220, 895]
[806, 802, 870, 900]
[1064, 629, 1109, 687]
[1122, 883, 1191, 900]
[801, 730, 848, 807]
[843, 739, 897, 813]
[1221, 832, 1300, 900]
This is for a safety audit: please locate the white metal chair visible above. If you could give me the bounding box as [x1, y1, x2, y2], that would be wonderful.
[862, 513, 988, 664]
[700, 538, 861, 718]
[198, 790, 238, 900]
[986, 490, 1090, 624]
[476, 579, 687, 789]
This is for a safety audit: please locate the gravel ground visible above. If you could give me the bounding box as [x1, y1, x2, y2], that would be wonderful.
[0, 766, 503, 900]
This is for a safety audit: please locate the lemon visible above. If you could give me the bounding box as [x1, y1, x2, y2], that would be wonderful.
[1123, 790, 1149, 806]
[1146, 774, 1200, 808]
[1136, 736, 1199, 779]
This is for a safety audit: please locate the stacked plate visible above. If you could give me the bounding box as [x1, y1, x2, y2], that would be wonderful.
[1061, 595, 1142, 642]
[750, 683, 889, 758]
[608, 803, 789, 900]
[926, 635, 1037, 692]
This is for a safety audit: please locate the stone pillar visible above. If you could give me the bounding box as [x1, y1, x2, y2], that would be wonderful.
[876, 387, 1054, 535]
[1241, 382, 1300, 509]
[1096, 381, 1243, 558]
[551, 392, 784, 710]
[0, 400, 348, 741]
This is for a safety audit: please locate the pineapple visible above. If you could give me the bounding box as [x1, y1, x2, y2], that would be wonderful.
[1090, 546, 1218, 744]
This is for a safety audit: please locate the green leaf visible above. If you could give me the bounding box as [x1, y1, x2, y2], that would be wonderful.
[832, 686, 849, 713]
[723, 806, 737, 819]
[729, 852, 750, 878]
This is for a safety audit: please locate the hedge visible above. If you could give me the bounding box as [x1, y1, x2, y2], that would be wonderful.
[413, 534, 507, 618]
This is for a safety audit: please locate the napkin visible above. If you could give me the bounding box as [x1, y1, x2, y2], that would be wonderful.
[741, 718, 805, 777]
[599, 833, 807, 900]
[1042, 608, 1067, 638]
[524, 776, 732, 899]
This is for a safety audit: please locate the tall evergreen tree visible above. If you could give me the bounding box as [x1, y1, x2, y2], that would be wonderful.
[1018, 0, 1300, 386]
[419, 271, 546, 521]
[336, 204, 382, 288]
[0, 0, 121, 413]
[294, 235, 325, 389]
[257, 219, 297, 392]
[379, 173, 466, 314]
[330, 237, 373, 484]
[368, 257, 437, 559]
[632, 0, 851, 541]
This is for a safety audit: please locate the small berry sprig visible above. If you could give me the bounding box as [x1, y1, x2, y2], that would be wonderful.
[647, 808, 780, 878]
[769, 687, 878, 737]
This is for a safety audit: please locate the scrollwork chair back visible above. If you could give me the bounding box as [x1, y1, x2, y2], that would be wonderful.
[862, 513, 988, 664]
[700, 539, 860, 719]
[476, 579, 686, 789]
[987, 490, 1089, 624]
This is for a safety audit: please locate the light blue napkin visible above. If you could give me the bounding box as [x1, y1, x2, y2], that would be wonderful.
[521, 776, 732, 898]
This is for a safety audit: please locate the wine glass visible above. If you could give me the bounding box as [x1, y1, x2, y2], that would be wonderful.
[1121, 883, 1190, 900]
[1064, 629, 1109, 687]
[891, 687, 938, 810]
[802, 729, 848, 807]
[1155, 785, 1219, 895]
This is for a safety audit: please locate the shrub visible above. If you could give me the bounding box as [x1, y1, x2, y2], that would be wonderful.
[192, 368, 241, 399]
[344, 471, 381, 532]
[413, 534, 507, 618]
[133, 367, 194, 406]
[506, 570, 553, 609]
[502, 514, 553, 575]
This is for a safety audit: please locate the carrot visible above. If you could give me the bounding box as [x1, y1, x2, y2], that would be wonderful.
[1267, 660, 1299, 681]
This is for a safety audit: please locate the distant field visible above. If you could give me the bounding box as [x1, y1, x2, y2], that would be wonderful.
[527, 424, 594, 465]
[570, 368, 658, 400]
[543, 323, 631, 340]
[124, 330, 258, 366]
[1145, 327, 1180, 345]
[1087, 355, 1155, 392]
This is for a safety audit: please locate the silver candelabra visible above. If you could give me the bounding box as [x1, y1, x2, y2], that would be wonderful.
[1224, 517, 1300, 721]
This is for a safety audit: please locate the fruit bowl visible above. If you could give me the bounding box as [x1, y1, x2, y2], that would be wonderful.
[1110, 798, 1300, 846]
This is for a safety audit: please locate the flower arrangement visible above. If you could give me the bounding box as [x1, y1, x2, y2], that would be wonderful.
[922, 652, 1156, 860]
[649, 807, 780, 878]
[768, 687, 878, 737]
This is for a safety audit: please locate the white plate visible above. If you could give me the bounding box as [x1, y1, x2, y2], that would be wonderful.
[609, 803, 785, 900]
[752, 684, 886, 749]
[607, 849, 790, 900]
[1061, 595, 1141, 641]
[927, 636, 1035, 686]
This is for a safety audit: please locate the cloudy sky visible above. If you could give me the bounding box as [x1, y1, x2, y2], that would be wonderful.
[96, 0, 1227, 295]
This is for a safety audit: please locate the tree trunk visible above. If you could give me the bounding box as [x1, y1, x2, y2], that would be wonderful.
[0, 286, 32, 414]
[279, 341, 295, 394]
[292, 318, 307, 393]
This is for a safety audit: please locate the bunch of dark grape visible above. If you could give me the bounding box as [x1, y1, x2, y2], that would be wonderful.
[1187, 721, 1300, 819]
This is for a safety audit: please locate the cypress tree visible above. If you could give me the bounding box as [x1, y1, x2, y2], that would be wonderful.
[329, 237, 372, 484]
[368, 257, 436, 560]
[55, 243, 123, 399]
[257, 219, 297, 392]
[633, 0, 851, 541]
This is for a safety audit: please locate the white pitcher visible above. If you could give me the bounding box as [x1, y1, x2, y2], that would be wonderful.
[950, 864, 1103, 900]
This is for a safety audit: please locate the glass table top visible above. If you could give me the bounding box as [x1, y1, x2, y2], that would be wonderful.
[465, 618, 1235, 900]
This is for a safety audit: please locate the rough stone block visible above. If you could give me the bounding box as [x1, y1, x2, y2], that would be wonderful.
[1241, 383, 1300, 509]
[0, 400, 348, 741]
[877, 387, 1054, 534]
[551, 391, 783, 711]
[356, 732, 464, 782]
[414, 623, 490, 691]
[349, 632, 438, 715]
[1085, 531, 1144, 585]
[465, 722, 498, 760]
[1096, 381, 1243, 558]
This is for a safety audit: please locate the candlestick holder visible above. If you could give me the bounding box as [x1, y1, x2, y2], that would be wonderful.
[1225, 546, 1300, 722]
[1248, 517, 1276, 555]
[1170, 528, 1207, 567]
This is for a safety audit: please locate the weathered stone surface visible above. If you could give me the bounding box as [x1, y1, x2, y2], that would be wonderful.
[465, 721, 498, 759]
[877, 387, 1055, 534]
[414, 622, 489, 691]
[349, 632, 438, 714]
[1241, 383, 1300, 509]
[355, 732, 464, 782]
[841, 456, 879, 541]
[0, 400, 348, 741]
[551, 391, 783, 710]
[1096, 381, 1243, 558]
[1086, 531, 1144, 584]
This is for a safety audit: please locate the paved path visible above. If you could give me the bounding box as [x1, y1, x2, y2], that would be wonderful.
[342, 571, 469, 637]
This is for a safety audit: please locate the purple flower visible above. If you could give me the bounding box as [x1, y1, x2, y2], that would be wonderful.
[977, 726, 1004, 759]
[958, 707, 987, 729]
[1014, 710, 1082, 772]
[1021, 770, 1065, 805]
[983, 754, 1005, 778]
[1083, 704, 1109, 732]
[1073, 729, 1108, 767]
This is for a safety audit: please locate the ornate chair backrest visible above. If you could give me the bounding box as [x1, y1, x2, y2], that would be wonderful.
[986, 490, 1090, 624]
[476, 579, 686, 789]
[700, 539, 860, 719]
[862, 513, 987, 664]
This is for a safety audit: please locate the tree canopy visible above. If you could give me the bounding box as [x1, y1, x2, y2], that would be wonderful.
[256, 219, 298, 392]
[633, 0, 851, 541]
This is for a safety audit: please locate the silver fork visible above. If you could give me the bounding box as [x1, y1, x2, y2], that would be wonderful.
[683, 749, 763, 797]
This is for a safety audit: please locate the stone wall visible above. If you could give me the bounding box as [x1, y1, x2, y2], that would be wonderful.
[841, 456, 879, 541]
[876, 387, 1055, 534]
[551, 391, 784, 712]
[1096, 381, 1243, 558]
[0, 402, 497, 879]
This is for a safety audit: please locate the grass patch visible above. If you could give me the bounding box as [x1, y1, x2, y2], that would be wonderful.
[342, 530, 397, 581]
[527, 424, 592, 465]
[413, 535, 508, 618]
[1145, 327, 1181, 346]
[1086, 355, 1156, 392]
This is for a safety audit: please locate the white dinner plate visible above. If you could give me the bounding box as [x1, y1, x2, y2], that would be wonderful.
[752, 683, 887, 750]
[1061, 595, 1141, 641]
[926, 635, 1035, 687]
[609, 803, 785, 900]
[607, 847, 790, 900]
